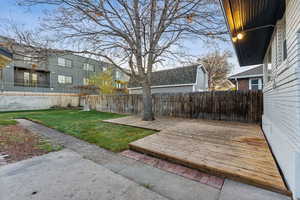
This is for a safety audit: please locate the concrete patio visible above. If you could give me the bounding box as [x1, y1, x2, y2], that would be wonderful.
[104, 116, 290, 196]
[0, 149, 168, 200]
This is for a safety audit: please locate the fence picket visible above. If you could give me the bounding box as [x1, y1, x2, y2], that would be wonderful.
[85, 91, 263, 123]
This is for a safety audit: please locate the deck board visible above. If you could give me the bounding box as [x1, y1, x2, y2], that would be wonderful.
[104, 116, 290, 196]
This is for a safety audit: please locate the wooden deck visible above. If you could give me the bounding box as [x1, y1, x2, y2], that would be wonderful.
[104, 116, 290, 196]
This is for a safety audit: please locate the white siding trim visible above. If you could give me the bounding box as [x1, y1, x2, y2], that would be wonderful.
[249, 78, 263, 90]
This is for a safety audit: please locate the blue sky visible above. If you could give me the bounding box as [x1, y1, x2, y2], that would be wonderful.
[0, 1, 252, 75]
[0, 1, 44, 28]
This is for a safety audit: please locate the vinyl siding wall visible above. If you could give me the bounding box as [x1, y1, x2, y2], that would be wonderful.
[129, 85, 194, 94]
[262, 0, 300, 198]
[128, 66, 207, 94]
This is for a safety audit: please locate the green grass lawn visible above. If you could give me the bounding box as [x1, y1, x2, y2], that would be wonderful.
[0, 109, 155, 152]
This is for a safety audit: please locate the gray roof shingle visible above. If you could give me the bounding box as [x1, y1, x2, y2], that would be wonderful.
[229, 65, 263, 79]
[128, 65, 200, 88]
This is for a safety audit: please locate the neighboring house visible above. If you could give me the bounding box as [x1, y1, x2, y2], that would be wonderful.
[228, 65, 263, 91]
[220, 0, 300, 198]
[114, 68, 130, 89]
[0, 47, 12, 69]
[0, 37, 125, 94]
[0, 48, 13, 91]
[128, 64, 208, 94]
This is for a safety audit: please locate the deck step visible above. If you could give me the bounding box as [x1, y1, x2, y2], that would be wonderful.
[129, 137, 291, 197]
[120, 150, 224, 190]
[106, 116, 291, 196]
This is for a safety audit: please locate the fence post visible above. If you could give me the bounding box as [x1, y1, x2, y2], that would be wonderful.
[85, 91, 263, 123]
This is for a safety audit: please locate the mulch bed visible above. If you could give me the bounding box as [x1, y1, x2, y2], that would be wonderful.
[0, 125, 54, 164]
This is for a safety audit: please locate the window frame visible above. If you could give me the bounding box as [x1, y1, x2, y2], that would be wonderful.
[249, 78, 262, 91]
[264, 47, 272, 83]
[24, 54, 38, 64]
[283, 39, 287, 61]
[83, 78, 89, 85]
[102, 66, 108, 72]
[83, 63, 95, 72]
[282, 15, 287, 62]
[23, 72, 30, 86]
[58, 75, 73, 84]
[58, 57, 72, 68]
[32, 73, 38, 86]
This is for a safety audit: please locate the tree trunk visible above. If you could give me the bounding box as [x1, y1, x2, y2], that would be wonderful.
[142, 83, 154, 121]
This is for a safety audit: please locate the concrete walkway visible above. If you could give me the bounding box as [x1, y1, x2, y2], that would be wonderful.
[0, 149, 167, 200]
[9, 119, 291, 200]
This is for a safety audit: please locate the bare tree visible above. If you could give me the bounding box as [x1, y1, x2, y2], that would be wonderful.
[198, 50, 232, 90]
[4, 0, 226, 120]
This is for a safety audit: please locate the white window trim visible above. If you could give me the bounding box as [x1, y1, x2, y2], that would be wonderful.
[249, 78, 262, 90]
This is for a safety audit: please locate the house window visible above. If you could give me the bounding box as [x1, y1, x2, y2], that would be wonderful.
[283, 39, 287, 61]
[249, 78, 262, 91]
[273, 28, 278, 68]
[24, 54, 37, 64]
[83, 63, 95, 71]
[32, 73, 38, 86]
[83, 78, 89, 85]
[58, 57, 72, 67]
[281, 16, 287, 62]
[264, 48, 272, 83]
[24, 72, 30, 86]
[58, 75, 72, 84]
[116, 71, 121, 80]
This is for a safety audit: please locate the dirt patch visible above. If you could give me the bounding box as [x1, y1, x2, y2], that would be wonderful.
[0, 125, 61, 164]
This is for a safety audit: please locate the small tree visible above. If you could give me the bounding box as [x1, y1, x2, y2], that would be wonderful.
[5, 0, 226, 120]
[89, 69, 115, 95]
[198, 51, 231, 90]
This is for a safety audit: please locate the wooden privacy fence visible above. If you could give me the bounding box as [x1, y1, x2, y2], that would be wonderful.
[85, 91, 263, 123]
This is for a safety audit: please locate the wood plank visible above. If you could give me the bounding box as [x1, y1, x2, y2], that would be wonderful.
[105, 116, 291, 196]
[86, 91, 263, 123]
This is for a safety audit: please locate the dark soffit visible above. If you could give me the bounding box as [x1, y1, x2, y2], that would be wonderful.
[219, 0, 285, 66]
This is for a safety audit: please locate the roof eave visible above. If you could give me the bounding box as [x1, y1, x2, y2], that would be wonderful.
[218, 0, 242, 67]
[228, 74, 263, 79]
[219, 0, 285, 66]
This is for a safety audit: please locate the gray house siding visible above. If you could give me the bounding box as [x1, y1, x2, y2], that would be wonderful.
[1, 53, 111, 93]
[128, 65, 208, 94]
[129, 85, 194, 94]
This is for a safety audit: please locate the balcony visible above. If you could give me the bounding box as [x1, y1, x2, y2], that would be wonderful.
[14, 79, 50, 88]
